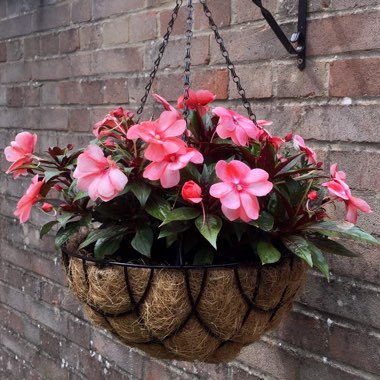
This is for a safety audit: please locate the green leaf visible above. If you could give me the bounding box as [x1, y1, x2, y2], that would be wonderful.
[158, 222, 191, 239]
[78, 226, 127, 250]
[257, 241, 281, 265]
[249, 211, 274, 231]
[275, 154, 302, 177]
[94, 235, 123, 260]
[195, 214, 222, 250]
[131, 226, 153, 258]
[73, 191, 89, 202]
[130, 182, 151, 207]
[145, 197, 171, 221]
[166, 234, 177, 248]
[57, 213, 74, 229]
[55, 223, 80, 249]
[282, 235, 313, 267]
[44, 170, 64, 182]
[309, 237, 360, 257]
[40, 221, 58, 239]
[305, 221, 380, 245]
[161, 207, 201, 226]
[193, 248, 214, 265]
[306, 240, 330, 280]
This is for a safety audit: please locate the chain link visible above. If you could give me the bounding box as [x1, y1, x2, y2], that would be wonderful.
[136, 0, 183, 120]
[182, 0, 194, 125]
[199, 0, 257, 123]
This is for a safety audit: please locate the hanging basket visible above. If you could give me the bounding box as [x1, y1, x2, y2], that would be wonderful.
[62, 236, 308, 363]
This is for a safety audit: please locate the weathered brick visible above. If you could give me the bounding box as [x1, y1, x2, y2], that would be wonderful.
[308, 11, 380, 56]
[59, 28, 80, 54]
[70, 52, 92, 77]
[195, 0, 231, 30]
[278, 0, 330, 15]
[24, 36, 40, 59]
[229, 63, 272, 99]
[102, 16, 129, 46]
[79, 24, 102, 50]
[6, 87, 23, 107]
[6, 0, 20, 17]
[23, 84, 40, 107]
[329, 324, 380, 375]
[330, 58, 380, 97]
[329, 0, 380, 11]
[0, 13, 33, 39]
[32, 3, 70, 32]
[159, 6, 187, 36]
[30, 57, 70, 80]
[277, 61, 328, 98]
[103, 78, 129, 104]
[93, 0, 143, 20]
[92, 47, 143, 74]
[40, 32, 59, 56]
[6, 39, 23, 61]
[71, 0, 92, 23]
[2, 61, 31, 83]
[129, 11, 157, 43]
[68, 108, 91, 132]
[0, 42, 7, 62]
[145, 35, 210, 70]
[193, 68, 229, 100]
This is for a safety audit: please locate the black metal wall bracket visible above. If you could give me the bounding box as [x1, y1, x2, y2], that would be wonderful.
[251, 0, 308, 70]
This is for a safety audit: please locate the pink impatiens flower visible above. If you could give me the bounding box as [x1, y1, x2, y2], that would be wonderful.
[143, 143, 204, 188]
[5, 132, 37, 178]
[210, 160, 273, 222]
[182, 181, 203, 204]
[127, 110, 186, 162]
[322, 163, 371, 224]
[93, 107, 133, 139]
[177, 89, 216, 117]
[293, 135, 317, 164]
[14, 175, 44, 223]
[213, 107, 260, 146]
[73, 145, 128, 202]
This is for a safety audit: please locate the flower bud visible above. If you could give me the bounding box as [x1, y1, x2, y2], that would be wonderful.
[181, 181, 202, 204]
[41, 202, 53, 212]
[307, 190, 318, 201]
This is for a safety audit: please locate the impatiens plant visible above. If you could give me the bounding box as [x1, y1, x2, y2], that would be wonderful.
[4, 90, 379, 278]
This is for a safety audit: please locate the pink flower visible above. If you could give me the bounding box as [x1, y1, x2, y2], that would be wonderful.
[182, 181, 202, 204]
[153, 93, 178, 113]
[73, 145, 128, 201]
[127, 110, 186, 161]
[177, 89, 216, 117]
[93, 107, 133, 139]
[293, 135, 317, 164]
[143, 144, 203, 188]
[322, 163, 371, 224]
[4, 132, 37, 178]
[256, 124, 285, 152]
[210, 160, 273, 222]
[213, 107, 260, 146]
[14, 175, 44, 223]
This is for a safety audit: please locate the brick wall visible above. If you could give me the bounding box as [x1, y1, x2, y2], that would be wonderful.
[1, 0, 379, 379]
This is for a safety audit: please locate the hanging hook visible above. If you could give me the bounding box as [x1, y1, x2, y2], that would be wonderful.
[251, 0, 308, 70]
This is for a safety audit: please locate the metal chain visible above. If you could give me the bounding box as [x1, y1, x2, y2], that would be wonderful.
[136, 0, 183, 120]
[199, 0, 257, 123]
[182, 0, 194, 125]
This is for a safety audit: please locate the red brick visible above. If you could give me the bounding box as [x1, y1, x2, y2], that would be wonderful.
[308, 11, 380, 56]
[330, 58, 380, 97]
[93, 0, 143, 19]
[0, 13, 33, 39]
[92, 47, 143, 74]
[39, 32, 59, 56]
[229, 63, 272, 99]
[70, 53, 92, 77]
[23, 84, 40, 107]
[277, 61, 328, 98]
[193, 68, 229, 100]
[60, 81, 103, 105]
[2, 61, 31, 83]
[59, 28, 80, 54]
[159, 6, 187, 36]
[102, 16, 129, 46]
[72, 0, 92, 23]
[129, 11, 157, 43]
[330, 0, 379, 11]
[195, 0, 231, 30]
[24, 36, 40, 59]
[6, 39, 23, 61]
[103, 78, 129, 104]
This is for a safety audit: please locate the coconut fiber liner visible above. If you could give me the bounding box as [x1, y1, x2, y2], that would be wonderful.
[62, 237, 308, 363]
